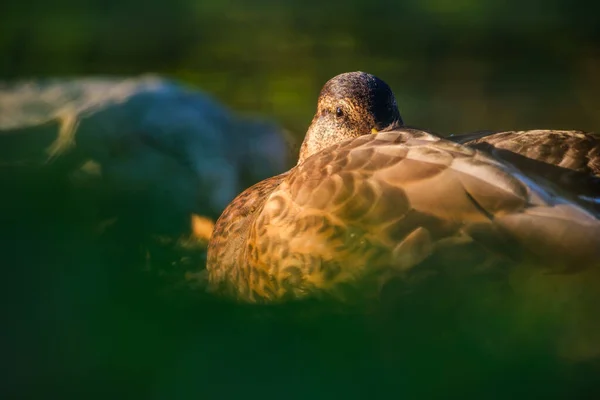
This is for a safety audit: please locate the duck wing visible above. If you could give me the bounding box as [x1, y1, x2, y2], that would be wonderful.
[450, 130, 600, 175]
[449, 130, 600, 215]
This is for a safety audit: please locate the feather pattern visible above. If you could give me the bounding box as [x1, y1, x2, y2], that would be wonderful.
[207, 129, 600, 304]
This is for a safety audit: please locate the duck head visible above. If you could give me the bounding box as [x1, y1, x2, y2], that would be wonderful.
[298, 71, 403, 164]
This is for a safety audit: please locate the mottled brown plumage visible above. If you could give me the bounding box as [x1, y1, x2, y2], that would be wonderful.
[206, 72, 600, 305]
[450, 130, 600, 176]
[449, 130, 600, 215]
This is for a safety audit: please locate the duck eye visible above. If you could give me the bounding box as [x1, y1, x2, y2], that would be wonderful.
[335, 107, 344, 117]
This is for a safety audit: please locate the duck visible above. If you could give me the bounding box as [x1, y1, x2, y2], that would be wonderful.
[206, 71, 600, 305]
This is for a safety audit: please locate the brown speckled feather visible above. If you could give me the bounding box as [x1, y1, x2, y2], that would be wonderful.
[451, 130, 600, 175]
[450, 130, 600, 215]
[206, 129, 600, 304]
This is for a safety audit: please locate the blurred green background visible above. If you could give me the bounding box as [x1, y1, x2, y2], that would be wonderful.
[2, 0, 599, 140]
[2, 2, 600, 399]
